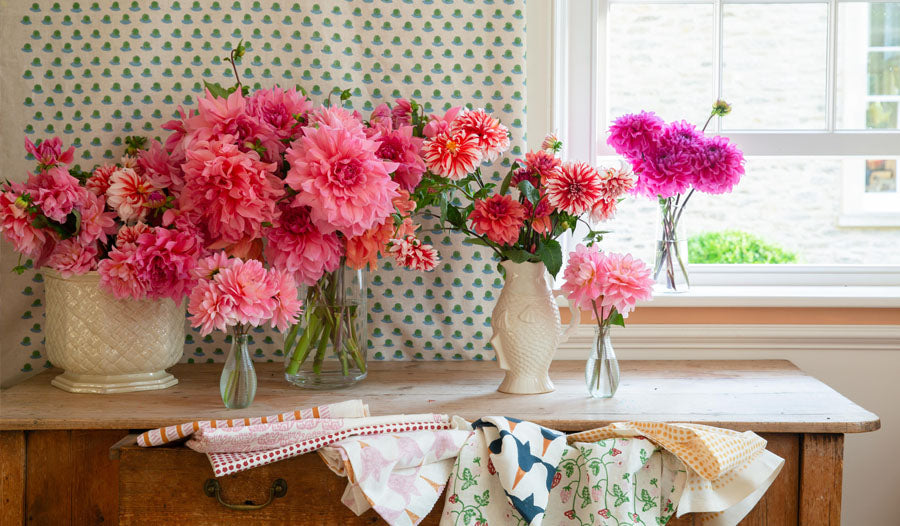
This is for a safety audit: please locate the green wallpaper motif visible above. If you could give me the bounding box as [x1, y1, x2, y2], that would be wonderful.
[1, 0, 527, 384]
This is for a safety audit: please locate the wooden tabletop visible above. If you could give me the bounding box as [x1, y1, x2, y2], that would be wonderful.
[0, 360, 880, 433]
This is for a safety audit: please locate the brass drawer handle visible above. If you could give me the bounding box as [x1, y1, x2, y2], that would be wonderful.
[203, 478, 287, 511]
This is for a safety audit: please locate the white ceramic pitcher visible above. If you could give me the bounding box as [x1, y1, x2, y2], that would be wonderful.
[490, 260, 580, 394]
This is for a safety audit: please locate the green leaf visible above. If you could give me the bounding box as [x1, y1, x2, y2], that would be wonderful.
[536, 238, 563, 278]
[498, 166, 515, 195]
[203, 81, 231, 99]
[517, 180, 540, 205]
[439, 194, 449, 225]
[473, 489, 490, 507]
[445, 204, 463, 228]
[612, 483, 630, 507]
[608, 310, 625, 328]
[500, 248, 533, 263]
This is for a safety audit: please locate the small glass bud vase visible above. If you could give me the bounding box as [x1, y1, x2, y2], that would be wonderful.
[654, 196, 690, 293]
[585, 322, 620, 398]
[220, 326, 257, 409]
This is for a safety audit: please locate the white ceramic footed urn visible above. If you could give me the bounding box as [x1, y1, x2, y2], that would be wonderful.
[490, 261, 580, 394]
[44, 271, 185, 393]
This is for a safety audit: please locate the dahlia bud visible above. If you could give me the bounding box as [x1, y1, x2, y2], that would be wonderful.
[541, 133, 562, 152]
[145, 190, 167, 209]
[712, 99, 732, 117]
[13, 195, 30, 209]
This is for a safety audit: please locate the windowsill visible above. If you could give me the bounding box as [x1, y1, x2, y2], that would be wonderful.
[838, 213, 900, 228]
[638, 285, 900, 308]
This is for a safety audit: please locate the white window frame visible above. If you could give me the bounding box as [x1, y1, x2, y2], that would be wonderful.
[552, 0, 900, 293]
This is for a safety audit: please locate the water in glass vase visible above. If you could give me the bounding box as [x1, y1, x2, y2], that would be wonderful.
[585, 322, 620, 398]
[221, 327, 257, 409]
[284, 267, 367, 389]
[653, 196, 690, 293]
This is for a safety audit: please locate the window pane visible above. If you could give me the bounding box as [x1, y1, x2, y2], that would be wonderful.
[606, 4, 714, 124]
[598, 158, 900, 265]
[837, 3, 900, 129]
[721, 4, 828, 130]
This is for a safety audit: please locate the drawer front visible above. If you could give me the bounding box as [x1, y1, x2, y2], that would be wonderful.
[118, 446, 444, 525]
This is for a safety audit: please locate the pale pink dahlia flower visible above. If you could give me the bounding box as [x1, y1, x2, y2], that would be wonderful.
[423, 106, 462, 138]
[468, 194, 526, 246]
[76, 192, 116, 246]
[560, 244, 607, 314]
[131, 227, 202, 301]
[546, 162, 605, 215]
[27, 166, 86, 223]
[137, 140, 183, 192]
[45, 238, 98, 278]
[285, 124, 399, 237]
[209, 258, 278, 328]
[246, 86, 312, 141]
[187, 278, 236, 335]
[267, 268, 303, 332]
[180, 137, 282, 246]
[264, 204, 342, 286]
[388, 235, 440, 272]
[596, 252, 653, 318]
[451, 109, 510, 162]
[391, 98, 414, 128]
[422, 130, 482, 180]
[106, 167, 158, 223]
[98, 243, 147, 299]
[25, 137, 74, 168]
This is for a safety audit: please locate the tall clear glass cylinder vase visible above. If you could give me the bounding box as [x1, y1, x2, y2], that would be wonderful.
[585, 322, 619, 398]
[653, 196, 690, 293]
[221, 326, 257, 409]
[283, 266, 368, 389]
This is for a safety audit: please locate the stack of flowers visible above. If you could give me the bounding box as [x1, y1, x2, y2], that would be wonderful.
[1, 136, 204, 303]
[410, 106, 631, 277]
[607, 101, 745, 291]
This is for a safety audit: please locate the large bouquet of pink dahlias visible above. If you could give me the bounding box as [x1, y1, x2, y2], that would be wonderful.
[1, 136, 202, 300]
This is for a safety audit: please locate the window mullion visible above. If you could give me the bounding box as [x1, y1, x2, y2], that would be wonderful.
[826, 0, 839, 132]
[714, 0, 724, 133]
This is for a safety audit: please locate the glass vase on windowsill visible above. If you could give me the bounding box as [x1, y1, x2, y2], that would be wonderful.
[283, 265, 368, 389]
[653, 195, 691, 293]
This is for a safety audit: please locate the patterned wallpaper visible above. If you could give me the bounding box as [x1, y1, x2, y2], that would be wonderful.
[0, 0, 528, 387]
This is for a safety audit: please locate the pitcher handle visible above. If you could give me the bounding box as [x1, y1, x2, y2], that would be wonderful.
[552, 290, 581, 344]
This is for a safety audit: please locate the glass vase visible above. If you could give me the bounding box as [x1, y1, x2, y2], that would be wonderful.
[283, 266, 367, 389]
[653, 196, 690, 293]
[220, 326, 257, 409]
[585, 322, 619, 398]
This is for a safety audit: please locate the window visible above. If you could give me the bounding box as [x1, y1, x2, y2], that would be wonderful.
[555, 0, 900, 281]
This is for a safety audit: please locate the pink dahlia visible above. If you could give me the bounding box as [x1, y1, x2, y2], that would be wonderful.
[523, 150, 562, 179]
[246, 86, 312, 142]
[267, 268, 303, 332]
[388, 235, 440, 272]
[369, 124, 426, 192]
[76, 192, 116, 245]
[132, 227, 202, 301]
[183, 89, 263, 146]
[192, 251, 234, 280]
[180, 137, 282, 246]
[264, 204, 343, 286]
[546, 162, 605, 215]
[423, 107, 462, 138]
[597, 252, 653, 318]
[187, 278, 236, 335]
[115, 222, 152, 248]
[309, 106, 366, 134]
[137, 140, 183, 192]
[26, 166, 86, 223]
[85, 164, 117, 196]
[45, 238, 98, 278]
[369, 103, 394, 129]
[422, 130, 482, 180]
[391, 98, 413, 128]
[600, 164, 636, 200]
[285, 123, 399, 237]
[451, 109, 510, 162]
[213, 258, 278, 327]
[468, 194, 526, 246]
[161, 105, 194, 167]
[106, 167, 158, 223]
[0, 183, 52, 258]
[25, 137, 75, 168]
[98, 243, 147, 300]
[692, 135, 745, 195]
[607, 111, 665, 158]
[560, 243, 606, 314]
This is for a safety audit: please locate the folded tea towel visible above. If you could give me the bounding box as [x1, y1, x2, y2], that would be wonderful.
[439, 416, 567, 526]
[567, 422, 785, 526]
[204, 414, 454, 477]
[318, 417, 473, 526]
[136, 399, 368, 447]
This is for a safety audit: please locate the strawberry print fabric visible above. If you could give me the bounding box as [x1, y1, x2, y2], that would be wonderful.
[319, 419, 473, 526]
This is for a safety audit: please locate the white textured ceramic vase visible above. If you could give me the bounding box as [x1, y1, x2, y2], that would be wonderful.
[490, 261, 580, 394]
[44, 271, 185, 393]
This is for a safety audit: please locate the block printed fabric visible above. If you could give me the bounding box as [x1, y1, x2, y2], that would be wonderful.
[0, 0, 528, 387]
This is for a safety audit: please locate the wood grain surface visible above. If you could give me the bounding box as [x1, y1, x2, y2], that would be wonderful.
[0, 360, 879, 434]
[799, 433, 844, 525]
[0, 431, 25, 526]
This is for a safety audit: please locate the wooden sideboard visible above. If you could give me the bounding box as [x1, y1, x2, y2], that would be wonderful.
[0, 360, 879, 525]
